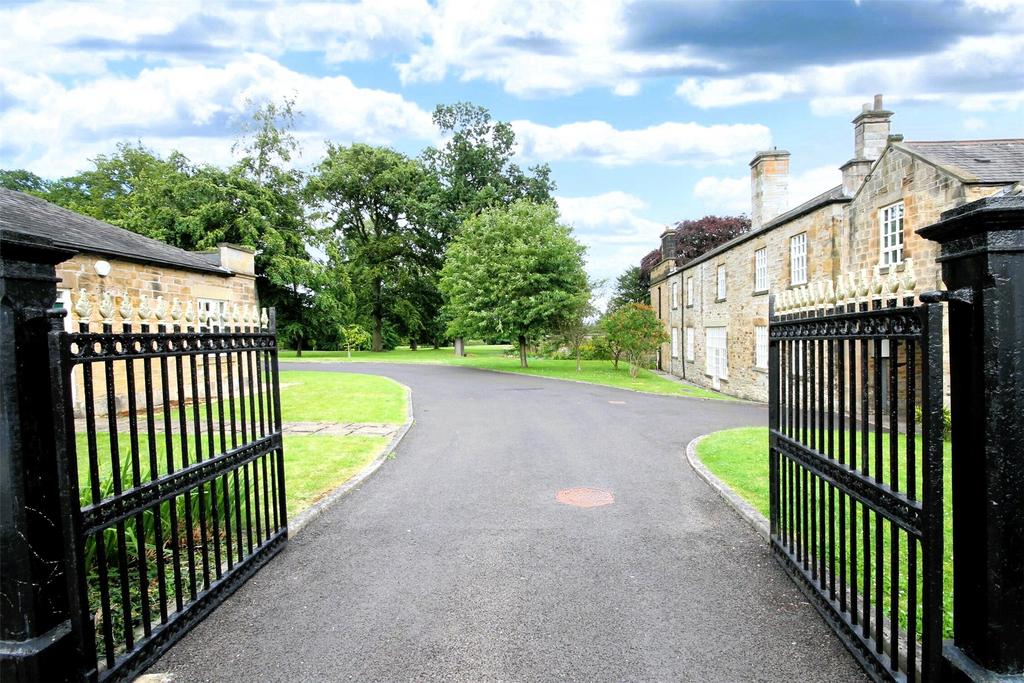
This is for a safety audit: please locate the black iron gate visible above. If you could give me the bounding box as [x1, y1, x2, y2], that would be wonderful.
[768, 282, 944, 682]
[47, 297, 286, 682]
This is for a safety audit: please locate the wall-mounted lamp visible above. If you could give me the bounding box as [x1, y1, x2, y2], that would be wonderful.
[94, 260, 111, 278]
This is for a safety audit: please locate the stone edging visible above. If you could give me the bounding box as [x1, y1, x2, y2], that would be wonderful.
[685, 433, 769, 541]
[289, 383, 415, 536]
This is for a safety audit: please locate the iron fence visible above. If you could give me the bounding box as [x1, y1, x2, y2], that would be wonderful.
[768, 274, 945, 682]
[48, 294, 286, 682]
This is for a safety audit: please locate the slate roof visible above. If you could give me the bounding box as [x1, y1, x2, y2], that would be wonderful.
[650, 184, 848, 282]
[0, 188, 230, 275]
[901, 139, 1024, 183]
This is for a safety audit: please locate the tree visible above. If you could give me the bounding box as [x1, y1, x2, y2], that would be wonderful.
[673, 215, 751, 265]
[555, 280, 600, 372]
[339, 325, 371, 358]
[306, 143, 436, 352]
[265, 252, 354, 356]
[601, 303, 669, 380]
[607, 265, 650, 312]
[440, 200, 589, 368]
[0, 169, 49, 194]
[421, 102, 557, 351]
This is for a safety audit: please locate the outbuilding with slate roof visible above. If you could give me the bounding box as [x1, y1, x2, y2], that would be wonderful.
[0, 188, 259, 414]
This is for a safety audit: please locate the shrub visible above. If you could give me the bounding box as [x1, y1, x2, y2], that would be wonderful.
[915, 405, 952, 440]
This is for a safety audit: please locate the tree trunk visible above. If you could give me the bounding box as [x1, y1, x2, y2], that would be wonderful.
[346, 345, 351, 358]
[410, 339, 418, 351]
[576, 346, 581, 372]
[613, 349, 621, 370]
[296, 337, 303, 358]
[518, 334, 528, 368]
[372, 277, 383, 352]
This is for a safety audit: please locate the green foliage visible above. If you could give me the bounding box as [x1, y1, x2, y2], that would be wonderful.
[439, 200, 589, 368]
[601, 303, 669, 379]
[915, 404, 952, 440]
[306, 143, 438, 352]
[607, 265, 650, 312]
[339, 324, 371, 357]
[0, 168, 49, 194]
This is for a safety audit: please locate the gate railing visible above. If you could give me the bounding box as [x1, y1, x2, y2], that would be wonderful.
[768, 267, 944, 682]
[48, 293, 286, 682]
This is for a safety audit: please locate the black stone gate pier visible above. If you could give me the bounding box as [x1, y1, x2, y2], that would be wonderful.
[918, 193, 1024, 681]
[0, 230, 79, 681]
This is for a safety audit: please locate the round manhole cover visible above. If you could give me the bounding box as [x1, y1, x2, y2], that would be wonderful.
[555, 487, 614, 508]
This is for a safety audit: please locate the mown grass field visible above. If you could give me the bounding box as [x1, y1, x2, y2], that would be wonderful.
[76, 370, 408, 518]
[280, 344, 728, 400]
[697, 426, 954, 638]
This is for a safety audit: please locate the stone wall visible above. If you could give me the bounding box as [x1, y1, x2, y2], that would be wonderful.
[673, 202, 845, 402]
[55, 249, 259, 416]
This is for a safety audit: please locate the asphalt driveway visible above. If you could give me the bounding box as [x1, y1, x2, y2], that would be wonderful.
[153, 362, 864, 682]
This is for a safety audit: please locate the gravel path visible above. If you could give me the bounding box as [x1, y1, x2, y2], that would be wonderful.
[152, 362, 864, 682]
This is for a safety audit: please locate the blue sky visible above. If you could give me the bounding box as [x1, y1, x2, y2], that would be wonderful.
[1, 0, 1022, 289]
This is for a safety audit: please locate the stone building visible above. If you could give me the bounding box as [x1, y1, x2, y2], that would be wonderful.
[646, 97, 1024, 402]
[0, 188, 260, 414]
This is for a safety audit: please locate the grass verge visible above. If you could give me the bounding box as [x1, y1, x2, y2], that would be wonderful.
[281, 344, 727, 400]
[696, 426, 953, 638]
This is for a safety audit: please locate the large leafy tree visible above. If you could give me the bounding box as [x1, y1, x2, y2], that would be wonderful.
[440, 200, 589, 368]
[607, 265, 650, 312]
[418, 102, 557, 349]
[306, 143, 436, 352]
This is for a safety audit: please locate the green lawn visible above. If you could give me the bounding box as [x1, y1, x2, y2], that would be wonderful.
[76, 371, 407, 516]
[697, 426, 954, 638]
[281, 344, 727, 400]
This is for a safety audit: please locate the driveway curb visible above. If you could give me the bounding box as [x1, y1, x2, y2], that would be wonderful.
[289, 382, 415, 536]
[685, 433, 769, 541]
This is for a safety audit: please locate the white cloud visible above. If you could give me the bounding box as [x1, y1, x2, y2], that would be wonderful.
[513, 120, 771, 166]
[677, 33, 1024, 114]
[556, 191, 665, 292]
[0, 55, 436, 177]
[395, 0, 717, 97]
[693, 165, 841, 215]
[963, 117, 988, 131]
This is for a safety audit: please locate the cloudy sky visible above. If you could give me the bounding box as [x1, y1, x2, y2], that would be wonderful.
[2, 0, 1022, 288]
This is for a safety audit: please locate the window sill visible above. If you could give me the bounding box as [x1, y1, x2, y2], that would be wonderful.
[704, 374, 729, 382]
[751, 289, 768, 297]
[877, 262, 906, 275]
[686, 304, 694, 309]
[715, 297, 727, 303]
[754, 366, 768, 374]
[787, 282, 807, 289]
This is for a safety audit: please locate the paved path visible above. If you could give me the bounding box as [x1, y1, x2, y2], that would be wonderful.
[153, 363, 864, 682]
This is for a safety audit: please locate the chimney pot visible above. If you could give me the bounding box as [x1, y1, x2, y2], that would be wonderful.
[863, 103, 870, 113]
[874, 94, 884, 110]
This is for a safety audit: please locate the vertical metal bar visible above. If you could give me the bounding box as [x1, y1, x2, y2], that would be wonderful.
[122, 321, 152, 638]
[873, 302, 884, 653]
[860, 302, 871, 639]
[141, 322, 168, 623]
[202, 347, 222, 579]
[158, 324, 184, 613]
[214, 336, 234, 569]
[234, 336, 254, 556]
[82, 356, 115, 668]
[188, 325, 211, 591]
[768, 298, 779, 541]
[889, 334, 901, 668]
[920, 302, 944, 681]
[849, 334, 858, 625]
[906, 335, 918, 683]
[103, 321, 134, 652]
[837, 337, 847, 613]
[225, 337, 245, 564]
[827, 333, 835, 600]
[263, 339, 279, 533]
[246, 344, 263, 545]
[269, 310, 288, 531]
[174, 325, 198, 603]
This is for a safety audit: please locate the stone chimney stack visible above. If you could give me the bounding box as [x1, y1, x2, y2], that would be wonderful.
[750, 149, 790, 230]
[841, 94, 893, 195]
[660, 226, 678, 263]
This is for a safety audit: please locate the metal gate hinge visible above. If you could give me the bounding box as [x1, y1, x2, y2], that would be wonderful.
[920, 287, 973, 304]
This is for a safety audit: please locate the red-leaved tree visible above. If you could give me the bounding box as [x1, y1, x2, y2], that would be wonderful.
[673, 215, 751, 265]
